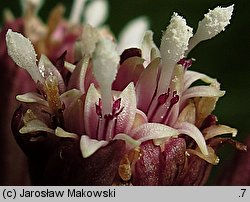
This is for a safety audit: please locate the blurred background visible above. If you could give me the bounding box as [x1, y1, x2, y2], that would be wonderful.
[0, 0, 249, 185]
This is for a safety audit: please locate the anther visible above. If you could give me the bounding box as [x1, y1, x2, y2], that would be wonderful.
[177, 58, 193, 69]
[158, 88, 170, 105]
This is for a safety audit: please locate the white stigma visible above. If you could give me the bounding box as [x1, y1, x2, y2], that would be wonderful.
[92, 38, 119, 115]
[6, 29, 42, 83]
[158, 13, 193, 95]
[186, 5, 234, 55]
[80, 24, 100, 57]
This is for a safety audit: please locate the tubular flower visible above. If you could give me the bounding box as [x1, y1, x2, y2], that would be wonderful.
[8, 4, 246, 185]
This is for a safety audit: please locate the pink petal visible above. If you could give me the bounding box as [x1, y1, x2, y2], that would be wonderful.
[131, 109, 148, 130]
[166, 102, 180, 127]
[183, 70, 217, 91]
[112, 57, 144, 91]
[174, 122, 208, 155]
[116, 83, 137, 134]
[135, 57, 160, 113]
[84, 63, 99, 93]
[84, 84, 100, 139]
[131, 123, 179, 142]
[60, 89, 82, 109]
[63, 95, 85, 135]
[67, 57, 89, 93]
[180, 86, 225, 108]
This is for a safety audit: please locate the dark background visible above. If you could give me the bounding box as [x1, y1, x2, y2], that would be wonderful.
[0, 0, 250, 185]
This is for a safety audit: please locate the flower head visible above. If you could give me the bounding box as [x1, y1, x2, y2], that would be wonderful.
[7, 4, 246, 185]
[0, 0, 150, 185]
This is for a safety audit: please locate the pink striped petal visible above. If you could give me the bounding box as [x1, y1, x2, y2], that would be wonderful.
[136, 57, 160, 113]
[60, 90, 84, 134]
[67, 57, 89, 93]
[84, 84, 100, 139]
[181, 86, 225, 108]
[116, 83, 137, 134]
[174, 122, 208, 155]
[84, 63, 99, 92]
[183, 70, 217, 91]
[60, 89, 82, 109]
[131, 123, 179, 143]
[63, 95, 85, 135]
[112, 57, 144, 91]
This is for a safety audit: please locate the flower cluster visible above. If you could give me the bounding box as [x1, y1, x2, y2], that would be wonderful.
[0, 0, 148, 185]
[7, 3, 246, 185]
